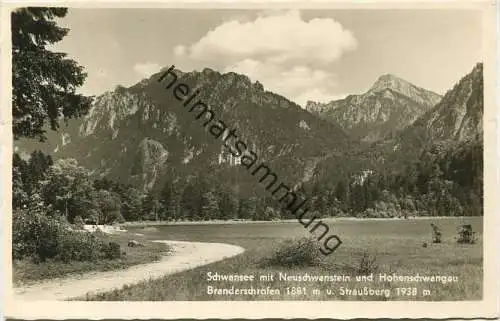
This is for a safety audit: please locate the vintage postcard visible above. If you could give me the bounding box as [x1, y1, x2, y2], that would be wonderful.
[2, 0, 498, 319]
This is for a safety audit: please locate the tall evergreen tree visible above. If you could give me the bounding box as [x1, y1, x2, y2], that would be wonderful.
[335, 180, 349, 210]
[12, 7, 93, 140]
[201, 191, 219, 220]
[238, 197, 258, 220]
[218, 190, 239, 220]
[181, 183, 202, 220]
[141, 192, 160, 221]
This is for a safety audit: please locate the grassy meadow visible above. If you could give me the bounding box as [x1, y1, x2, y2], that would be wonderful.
[84, 217, 482, 301]
[13, 231, 169, 286]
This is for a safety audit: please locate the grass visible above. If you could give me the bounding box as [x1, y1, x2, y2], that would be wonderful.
[84, 218, 483, 301]
[13, 230, 170, 286]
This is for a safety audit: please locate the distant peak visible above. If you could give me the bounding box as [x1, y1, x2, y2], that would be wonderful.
[371, 73, 412, 93]
[378, 73, 408, 83]
[377, 73, 400, 80]
[366, 73, 441, 106]
[202, 67, 218, 75]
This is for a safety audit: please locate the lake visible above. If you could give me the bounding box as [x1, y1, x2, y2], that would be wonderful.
[128, 217, 483, 253]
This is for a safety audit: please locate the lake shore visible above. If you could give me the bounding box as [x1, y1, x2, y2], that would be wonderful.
[14, 240, 245, 301]
[88, 216, 483, 301]
[121, 216, 475, 227]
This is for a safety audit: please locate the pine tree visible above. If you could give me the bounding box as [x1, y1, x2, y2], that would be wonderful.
[335, 180, 349, 211]
[201, 191, 219, 220]
[181, 183, 203, 221]
[12, 7, 93, 140]
[160, 181, 183, 221]
[218, 190, 239, 220]
[159, 181, 171, 217]
[141, 192, 160, 221]
[350, 183, 366, 213]
[121, 186, 142, 221]
[238, 197, 258, 220]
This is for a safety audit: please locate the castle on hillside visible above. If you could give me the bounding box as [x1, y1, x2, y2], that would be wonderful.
[218, 149, 241, 166]
[217, 130, 260, 166]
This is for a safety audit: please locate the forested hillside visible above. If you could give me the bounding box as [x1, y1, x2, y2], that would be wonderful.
[308, 63, 483, 218]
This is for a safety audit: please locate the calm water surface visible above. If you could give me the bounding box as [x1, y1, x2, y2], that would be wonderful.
[128, 217, 483, 246]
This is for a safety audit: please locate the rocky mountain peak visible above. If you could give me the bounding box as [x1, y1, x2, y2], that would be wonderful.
[368, 74, 441, 107]
[305, 73, 442, 141]
[370, 74, 412, 93]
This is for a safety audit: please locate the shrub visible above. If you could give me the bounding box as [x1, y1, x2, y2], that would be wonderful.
[13, 209, 66, 261]
[431, 223, 442, 243]
[101, 242, 122, 260]
[457, 224, 476, 244]
[13, 209, 122, 263]
[357, 251, 378, 275]
[261, 236, 324, 268]
[55, 230, 104, 262]
[73, 216, 85, 229]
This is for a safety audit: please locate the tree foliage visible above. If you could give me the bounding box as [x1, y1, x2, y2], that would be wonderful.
[95, 190, 122, 224]
[12, 7, 93, 140]
[40, 158, 94, 222]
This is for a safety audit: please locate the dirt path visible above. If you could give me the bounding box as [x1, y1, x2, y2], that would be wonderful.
[13, 240, 245, 301]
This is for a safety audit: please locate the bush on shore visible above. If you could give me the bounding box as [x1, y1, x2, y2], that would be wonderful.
[13, 209, 123, 263]
[260, 236, 325, 268]
[101, 241, 122, 260]
[357, 251, 379, 274]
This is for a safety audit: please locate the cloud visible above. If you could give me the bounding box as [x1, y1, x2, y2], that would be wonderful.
[174, 10, 357, 106]
[133, 62, 162, 78]
[224, 60, 341, 106]
[174, 45, 186, 57]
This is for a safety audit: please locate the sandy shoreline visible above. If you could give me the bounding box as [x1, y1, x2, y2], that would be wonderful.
[13, 240, 245, 301]
[121, 216, 474, 227]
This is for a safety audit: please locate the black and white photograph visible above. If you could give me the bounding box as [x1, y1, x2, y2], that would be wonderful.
[3, 2, 498, 319]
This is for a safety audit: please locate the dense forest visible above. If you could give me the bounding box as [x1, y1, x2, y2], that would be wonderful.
[13, 134, 483, 224]
[308, 138, 483, 218]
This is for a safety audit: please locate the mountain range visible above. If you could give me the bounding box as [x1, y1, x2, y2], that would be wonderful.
[311, 63, 483, 183]
[306, 74, 442, 142]
[15, 63, 483, 195]
[19, 67, 351, 192]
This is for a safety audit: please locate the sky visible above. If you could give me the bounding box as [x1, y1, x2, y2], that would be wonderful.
[51, 8, 483, 107]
